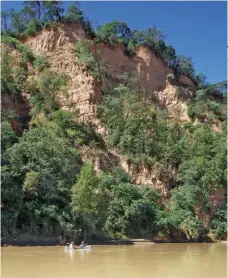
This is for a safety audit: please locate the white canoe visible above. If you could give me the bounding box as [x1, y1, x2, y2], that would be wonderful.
[64, 245, 91, 251]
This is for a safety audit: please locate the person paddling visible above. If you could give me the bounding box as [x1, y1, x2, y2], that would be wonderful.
[80, 241, 85, 248]
[69, 242, 74, 249]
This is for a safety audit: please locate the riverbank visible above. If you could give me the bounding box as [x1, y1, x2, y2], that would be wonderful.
[2, 234, 220, 247]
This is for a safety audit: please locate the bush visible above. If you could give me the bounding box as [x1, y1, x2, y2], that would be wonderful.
[1, 47, 31, 96]
[187, 102, 196, 119]
[33, 56, 49, 72]
[207, 100, 220, 114]
[29, 71, 68, 115]
[124, 40, 137, 56]
[24, 19, 42, 36]
[174, 55, 195, 78]
[12, 66, 28, 91]
[2, 35, 35, 63]
[1, 48, 19, 95]
[166, 73, 175, 82]
[74, 39, 105, 81]
[210, 205, 227, 240]
[63, 3, 84, 23]
[83, 20, 96, 38]
[44, 21, 58, 30]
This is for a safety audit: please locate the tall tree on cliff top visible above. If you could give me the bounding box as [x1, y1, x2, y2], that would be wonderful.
[63, 2, 84, 23]
[1, 9, 14, 33]
[96, 20, 132, 44]
[23, 1, 43, 20]
[43, 1, 64, 23]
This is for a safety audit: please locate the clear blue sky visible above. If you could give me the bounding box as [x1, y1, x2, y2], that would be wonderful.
[1, 1, 227, 84]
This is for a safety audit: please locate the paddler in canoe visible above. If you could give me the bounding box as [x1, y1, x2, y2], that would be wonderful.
[69, 242, 74, 249]
[66, 241, 88, 249]
[80, 241, 85, 248]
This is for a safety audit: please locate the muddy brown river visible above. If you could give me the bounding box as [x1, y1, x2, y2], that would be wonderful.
[1, 243, 227, 278]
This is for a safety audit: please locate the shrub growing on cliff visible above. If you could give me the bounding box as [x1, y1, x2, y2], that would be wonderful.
[166, 73, 175, 82]
[1, 48, 18, 95]
[98, 84, 166, 166]
[2, 35, 36, 63]
[74, 39, 105, 82]
[95, 20, 133, 46]
[33, 55, 50, 72]
[174, 55, 195, 78]
[187, 87, 226, 122]
[1, 47, 31, 96]
[28, 71, 68, 115]
[24, 19, 42, 36]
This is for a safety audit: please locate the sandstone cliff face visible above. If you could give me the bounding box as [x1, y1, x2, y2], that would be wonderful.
[97, 44, 167, 91]
[21, 23, 86, 54]
[155, 81, 194, 121]
[21, 23, 101, 122]
[20, 23, 195, 123]
[120, 160, 173, 198]
[2, 23, 225, 208]
[89, 149, 173, 198]
[2, 23, 202, 196]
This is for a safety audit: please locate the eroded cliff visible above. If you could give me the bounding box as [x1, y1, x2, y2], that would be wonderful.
[2, 23, 225, 208]
[19, 23, 195, 123]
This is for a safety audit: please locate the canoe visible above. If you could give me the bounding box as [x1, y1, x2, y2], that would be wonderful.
[64, 245, 91, 251]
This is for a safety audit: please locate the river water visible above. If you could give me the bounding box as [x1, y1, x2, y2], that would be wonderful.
[1, 243, 227, 278]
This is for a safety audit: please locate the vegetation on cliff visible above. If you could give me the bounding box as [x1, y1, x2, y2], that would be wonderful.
[2, 1, 218, 84]
[1, 1, 227, 242]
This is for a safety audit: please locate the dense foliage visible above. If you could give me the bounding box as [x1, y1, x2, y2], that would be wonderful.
[98, 84, 227, 240]
[1, 1, 94, 37]
[187, 83, 227, 123]
[1, 1, 227, 242]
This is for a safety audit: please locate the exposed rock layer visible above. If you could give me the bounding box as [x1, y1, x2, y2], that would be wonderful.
[2, 23, 225, 207]
[21, 23, 196, 122]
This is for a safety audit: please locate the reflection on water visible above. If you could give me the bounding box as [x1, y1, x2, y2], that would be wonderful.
[64, 248, 92, 260]
[2, 243, 227, 278]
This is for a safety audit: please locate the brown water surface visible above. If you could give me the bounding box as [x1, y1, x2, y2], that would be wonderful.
[1, 243, 227, 278]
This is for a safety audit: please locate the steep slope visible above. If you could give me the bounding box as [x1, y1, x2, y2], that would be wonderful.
[1, 6, 226, 243]
[2, 24, 225, 205]
[20, 23, 196, 123]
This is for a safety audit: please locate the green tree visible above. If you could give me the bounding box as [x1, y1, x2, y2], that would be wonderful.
[74, 39, 105, 81]
[95, 20, 132, 45]
[2, 125, 80, 236]
[24, 18, 42, 36]
[105, 183, 159, 238]
[43, 1, 64, 23]
[175, 55, 195, 78]
[63, 2, 84, 23]
[23, 1, 43, 20]
[29, 70, 67, 115]
[1, 9, 14, 33]
[71, 164, 99, 239]
[195, 73, 208, 88]
[210, 204, 227, 240]
[11, 11, 25, 35]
